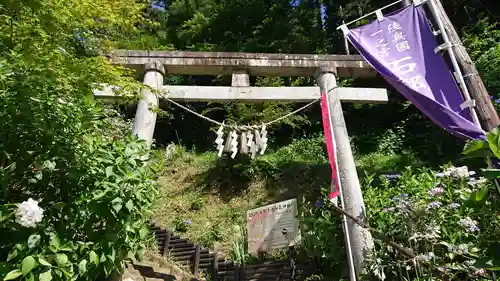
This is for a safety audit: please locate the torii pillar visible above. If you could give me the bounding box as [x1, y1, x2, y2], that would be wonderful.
[132, 60, 165, 146]
[315, 67, 374, 276]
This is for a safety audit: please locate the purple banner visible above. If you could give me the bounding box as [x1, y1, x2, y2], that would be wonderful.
[346, 5, 485, 140]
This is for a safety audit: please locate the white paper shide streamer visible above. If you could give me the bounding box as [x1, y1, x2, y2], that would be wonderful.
[214, 124, 269, 159]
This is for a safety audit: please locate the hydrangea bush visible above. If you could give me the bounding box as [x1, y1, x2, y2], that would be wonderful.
[364, 164, 500, 280]
[0, 0, 160, 280]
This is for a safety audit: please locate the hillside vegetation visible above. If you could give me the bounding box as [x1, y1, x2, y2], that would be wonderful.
[151, 136, 422, 255]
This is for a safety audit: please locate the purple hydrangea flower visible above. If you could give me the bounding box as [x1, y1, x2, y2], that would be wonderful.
[428, 187, 444, 196]
[427, 201, 442, 209]
[459, 217, 480, 233]
[447, 203, 461, 209]
[383, 174, 400, 180]
[315, 200, 324, 208]
[382, 207, 395, 213]
[185, 219, 191, 225]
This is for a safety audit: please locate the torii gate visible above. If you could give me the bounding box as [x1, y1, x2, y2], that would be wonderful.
[95, 50, 388, 276]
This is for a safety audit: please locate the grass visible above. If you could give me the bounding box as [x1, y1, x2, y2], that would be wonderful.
[151, 136, 426, 257]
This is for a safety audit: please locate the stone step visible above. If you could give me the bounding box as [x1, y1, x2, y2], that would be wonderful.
[121, 252, 199, 281]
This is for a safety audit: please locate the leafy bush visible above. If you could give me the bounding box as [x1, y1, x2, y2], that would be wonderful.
[363, 165, 499, 280]
[297, 193, 345, 279]
[0, 0, 160, 280]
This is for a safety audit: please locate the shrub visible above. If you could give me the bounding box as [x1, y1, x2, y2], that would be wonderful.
[363, 165, 499, 280]
[0, 0, 158, 280]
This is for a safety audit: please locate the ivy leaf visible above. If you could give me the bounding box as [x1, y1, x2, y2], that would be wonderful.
[39, 270, 52, 281]
[89, 251, 99, 265]
[78, 259, 87, 274]
[27, 234, 41, 249]
[22, 256, 37, 275]
[4, 269, 23, 280]
[55, 254, 68, 266]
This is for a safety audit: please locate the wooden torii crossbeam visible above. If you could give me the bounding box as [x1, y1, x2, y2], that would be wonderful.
[102, 50, 387, 277]
[95, 85, 387, 103]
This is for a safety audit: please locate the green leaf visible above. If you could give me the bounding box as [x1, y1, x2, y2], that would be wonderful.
[78, 259, 87, 274]
[26, 273, 34, 281]
[105, 166, 114, 178]
[53, 202, 66, 210]
[7, 249, 18, 262]
[49, 234, 60, 250]
[462, 139, 492, 158]
[38, 257, 51, 267]
[42, 160, 56, 171]
[135, 249, 144, 261]
[4, 269, 23, 280]
[89, 251, 99, 265]
[111, 197, 123, 213]
[39, 270, 52, 281]
[474, 258, 500, 270]
[55, 254, 68, 266]
[21, 256, 37, 275]
[481, 168, 500, 179]
[139, 227, 149, 239]
[27, 234, 41, 249]
[125, 200, 134, 212]
[486, 130, 500, 159]
[471, 187, 489, 201]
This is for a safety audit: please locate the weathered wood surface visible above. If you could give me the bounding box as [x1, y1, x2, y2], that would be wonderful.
[94, 85, 388, 103]
[107, 50, 375, 78]
[433, 0, 499, 130]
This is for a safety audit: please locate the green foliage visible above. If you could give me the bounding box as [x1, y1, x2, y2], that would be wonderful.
[463, 19, 500, 97]
[230, 226, 247, 265]
[363, 166, 500, 280]
[189, 196, 204, 211]
[172, 217, 190, 233]
[297, 193, 345, 279]
[0, 0, 160, 280]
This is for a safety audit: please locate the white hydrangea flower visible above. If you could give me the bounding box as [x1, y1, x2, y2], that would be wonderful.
[442, 166, 470, 178]
[15, 198, 44, 228]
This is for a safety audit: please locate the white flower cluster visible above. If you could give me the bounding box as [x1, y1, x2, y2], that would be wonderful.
[416, 252, 435, 262]
[15, 198, 44, 228]
[441, 166, 472, 178]
[459, 216, 480, 233]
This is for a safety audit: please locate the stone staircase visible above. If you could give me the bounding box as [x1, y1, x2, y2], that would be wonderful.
[122, 252, 200, 281]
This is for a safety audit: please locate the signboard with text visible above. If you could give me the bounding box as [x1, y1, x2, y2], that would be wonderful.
[246, 199, 300, 254]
